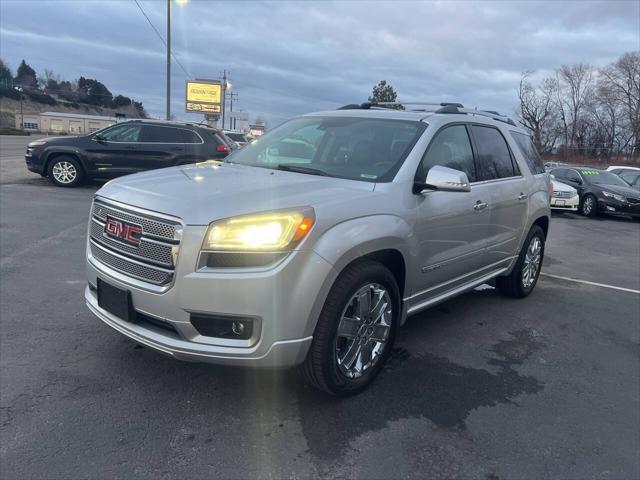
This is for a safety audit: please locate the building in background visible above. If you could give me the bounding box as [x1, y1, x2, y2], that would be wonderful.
[15, 111, 117, 134]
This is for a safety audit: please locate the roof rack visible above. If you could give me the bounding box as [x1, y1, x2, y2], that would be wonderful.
[337, 101, 464, 111]
[336, 101, 518, 127]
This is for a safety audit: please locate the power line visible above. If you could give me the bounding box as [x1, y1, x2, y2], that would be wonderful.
[133, 0, 190, 78]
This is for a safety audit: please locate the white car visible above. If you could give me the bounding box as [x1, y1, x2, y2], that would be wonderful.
[606, 165, 640, 172]
[550, 177, 579, 211]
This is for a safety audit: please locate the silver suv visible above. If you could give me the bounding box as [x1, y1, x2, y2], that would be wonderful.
[85, 102, 550, 395]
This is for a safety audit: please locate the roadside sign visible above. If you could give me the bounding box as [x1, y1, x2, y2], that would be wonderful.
[185, 80, 222, 113]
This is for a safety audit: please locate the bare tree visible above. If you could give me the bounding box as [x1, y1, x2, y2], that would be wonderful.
[517, 71, 561, 154]
[556, 63, 594, 157]
[599, 52, 640, 160]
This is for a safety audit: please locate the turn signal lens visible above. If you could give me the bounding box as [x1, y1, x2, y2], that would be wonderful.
[202, 209, 315, 251]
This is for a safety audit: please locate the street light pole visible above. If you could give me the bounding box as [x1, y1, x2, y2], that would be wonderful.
[221, 70, 227, 129]
[166, 0, 171, 120]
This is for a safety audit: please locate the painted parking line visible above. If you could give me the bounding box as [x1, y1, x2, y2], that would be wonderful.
[541, 272, 640, 294]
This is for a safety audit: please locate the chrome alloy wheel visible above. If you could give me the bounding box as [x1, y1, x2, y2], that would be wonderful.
[335, 283, 392, 379]
[52, 161, 77, 184]
[583, 196, 595, 215]
[522, 236, 542, 289]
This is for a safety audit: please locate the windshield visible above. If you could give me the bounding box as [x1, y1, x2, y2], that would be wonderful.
[223, 116, 425, 182]
[579, 169, 630, 187]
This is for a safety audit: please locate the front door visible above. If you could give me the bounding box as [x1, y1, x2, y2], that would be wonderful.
[412, 124, 492, 306]
[86, 123, 143, 175]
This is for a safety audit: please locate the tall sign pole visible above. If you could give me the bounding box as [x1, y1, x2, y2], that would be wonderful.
[166, 0, 171, 120]
[221, 70, 227, 129]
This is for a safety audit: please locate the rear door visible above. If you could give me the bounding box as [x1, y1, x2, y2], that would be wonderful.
[85, 123, 143, 175]
[469, 125, 528, 267]
[137, 125, 186, 170]
[413, 124, 492, 303]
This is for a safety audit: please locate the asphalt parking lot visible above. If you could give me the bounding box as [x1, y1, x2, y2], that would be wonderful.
[1, 177, 639, 479]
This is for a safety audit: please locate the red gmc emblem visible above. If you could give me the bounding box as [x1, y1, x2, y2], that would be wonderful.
[104, 217, 143, 247]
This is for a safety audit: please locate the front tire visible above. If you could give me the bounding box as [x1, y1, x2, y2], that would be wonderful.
[48, 156, 84, 187]
[581, 194, 598, 217]
[496, 225, 545, 298]
[301, 261, 400, 396]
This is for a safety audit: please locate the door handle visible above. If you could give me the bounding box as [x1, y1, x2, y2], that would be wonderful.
[124, 145, 136, 150]
[474, 201, 488, 211]
[518, 193, 528, 200]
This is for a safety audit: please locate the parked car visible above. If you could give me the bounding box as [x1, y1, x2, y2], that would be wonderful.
[544, 161, 568, 172]
[551, 166, 640, 218]
[606, 165, 640, 174]
[223, 130, 250, 147]
[25, 120, 234, 187]
[85, 103, 550, 395]
[550, 176, 579, 211]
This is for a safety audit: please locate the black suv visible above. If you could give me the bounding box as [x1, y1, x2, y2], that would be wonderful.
[25, 120, 234, 187]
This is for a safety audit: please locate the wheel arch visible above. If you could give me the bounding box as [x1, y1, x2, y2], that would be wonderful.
[44, 150, 87, 176]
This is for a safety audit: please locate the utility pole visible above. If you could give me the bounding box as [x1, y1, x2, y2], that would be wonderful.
[165, 0, 171, 120]
[14, 86, 23, 130]
[221, 70, 228, 130]
[229, 92, 238, 130]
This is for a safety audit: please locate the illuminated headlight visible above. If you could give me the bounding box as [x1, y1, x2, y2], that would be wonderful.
[202, 208, 315, 252]
[602, 191, 626, 203]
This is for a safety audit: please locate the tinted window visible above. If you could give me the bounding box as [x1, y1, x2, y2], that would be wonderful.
[471, 125, 517, 180]
[511, 131, 544, 174]
[181, 129, 202, 144]
[141, 125, 184, 143]
[419, 125, 476, 182]
[566, 170, 582, 183]
[100, 124, 141, 142]
[224, 116, 425, 182]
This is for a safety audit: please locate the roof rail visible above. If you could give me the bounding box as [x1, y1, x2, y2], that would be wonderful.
[434, 105, 518, 126]
[337, 101, 465, 111]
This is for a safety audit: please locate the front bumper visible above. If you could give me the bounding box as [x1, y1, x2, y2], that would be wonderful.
[85, 225, 337, 368]
[25, 148, 44, 174]
[551, 194, 579, 211]
[598, 199, 640, 217]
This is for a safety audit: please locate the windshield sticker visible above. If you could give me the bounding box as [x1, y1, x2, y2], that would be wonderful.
[360, 174, 378, 179]
[580, 170, 599, 175]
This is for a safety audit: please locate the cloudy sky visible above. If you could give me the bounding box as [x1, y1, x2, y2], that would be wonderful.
[1, 0, 638, 126]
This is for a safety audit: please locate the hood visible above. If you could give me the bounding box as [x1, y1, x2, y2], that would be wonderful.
[551, 179, 576, 193]
[29, 135, 81, 147]
[96, 162, 376, 225]
[594, 183, 640, 198]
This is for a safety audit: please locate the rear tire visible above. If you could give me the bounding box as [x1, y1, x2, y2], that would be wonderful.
[496, 225, 545, 298]
[48, 156, 84, 187]
[581, 194, 598, 217]
[301, 260, 400, 396]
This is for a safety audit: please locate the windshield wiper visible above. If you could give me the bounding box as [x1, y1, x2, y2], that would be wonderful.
[276, 164, 328, 176]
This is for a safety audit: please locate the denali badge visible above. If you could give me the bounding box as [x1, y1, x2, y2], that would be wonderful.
[104, 217, 142, 247]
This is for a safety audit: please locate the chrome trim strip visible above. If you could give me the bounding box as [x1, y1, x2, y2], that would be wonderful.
[407, 267, 508, 315]
[94, 196, 185, 231]
[406, 257, 515, 301]
[88, 254, 171, 294]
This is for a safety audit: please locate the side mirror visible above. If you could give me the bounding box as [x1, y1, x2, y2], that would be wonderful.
[415, 165, 471, 193]
[93, 133, 106, 143]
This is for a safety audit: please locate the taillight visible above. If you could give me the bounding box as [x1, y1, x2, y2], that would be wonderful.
[549, 180, 554, 201]
[216, 145, 229, 153]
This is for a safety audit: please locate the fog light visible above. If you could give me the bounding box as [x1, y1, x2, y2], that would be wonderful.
[232, 320, 245, 336]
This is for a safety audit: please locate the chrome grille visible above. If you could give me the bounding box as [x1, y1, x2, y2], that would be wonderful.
[90, 241, 173, 285]
[89, 220, 173, 267]
[89, 199, 182, 287]
[93, 202, 178, 240]
[553, 190, 574, 198]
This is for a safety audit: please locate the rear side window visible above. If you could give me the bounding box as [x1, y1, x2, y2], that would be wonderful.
[510, 131, 545, 174]
[470, 125, 518, 180]
[181, 129, 202, 144]
[141, 125, 184, 143]
[419, 125, 476, 182]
